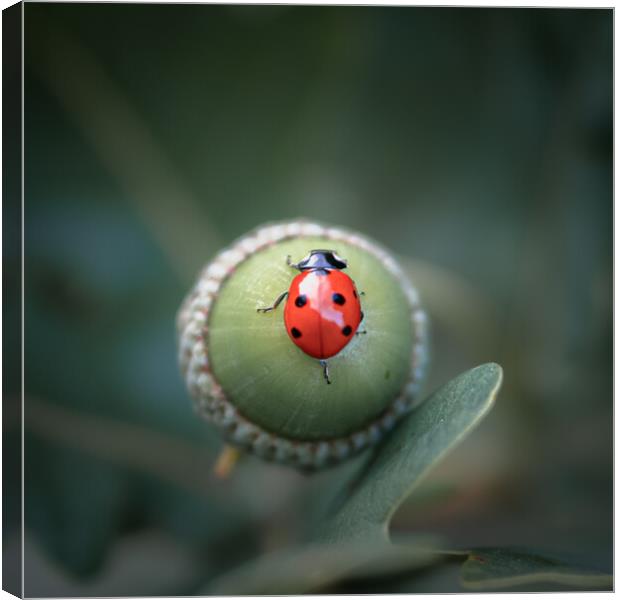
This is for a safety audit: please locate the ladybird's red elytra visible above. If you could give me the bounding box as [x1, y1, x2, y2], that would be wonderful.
[257, 250, 364, 383]
[283, 269, 362, 359]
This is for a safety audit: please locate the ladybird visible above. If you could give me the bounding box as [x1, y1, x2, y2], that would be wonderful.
[257, 249, 365, 384]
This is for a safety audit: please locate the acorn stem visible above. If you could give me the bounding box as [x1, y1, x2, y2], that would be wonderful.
[213, 445, 242, 478]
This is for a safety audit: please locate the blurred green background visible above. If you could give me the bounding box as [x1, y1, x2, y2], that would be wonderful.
[9, 4, 612, 595]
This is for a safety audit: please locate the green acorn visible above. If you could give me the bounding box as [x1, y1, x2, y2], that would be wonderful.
[177, 221, 429, 469]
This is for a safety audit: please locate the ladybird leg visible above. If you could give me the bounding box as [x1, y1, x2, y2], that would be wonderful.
[256, 291, 288, 313]
[352, 280, 365, 296]
[355, 310, 366, 335]
[355, 311, 367, 335]
[319, 360, 331, 385]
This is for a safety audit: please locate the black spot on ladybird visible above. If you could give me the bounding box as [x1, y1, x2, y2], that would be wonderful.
[342, 325, 352, 336]
[332, 292, 345, 305]
[291, 327, 302, 338]
[295, 294, 307, 307]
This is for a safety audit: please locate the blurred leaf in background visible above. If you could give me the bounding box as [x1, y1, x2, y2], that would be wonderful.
[14, 4, 611, 595]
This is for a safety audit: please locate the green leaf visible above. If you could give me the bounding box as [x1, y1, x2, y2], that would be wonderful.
[205, 537, 444, 595]
[320, 363, 503, 543]
[461, 548, 612, 591]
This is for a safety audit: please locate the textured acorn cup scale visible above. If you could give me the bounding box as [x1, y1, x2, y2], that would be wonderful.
[177, 221, 429, 469]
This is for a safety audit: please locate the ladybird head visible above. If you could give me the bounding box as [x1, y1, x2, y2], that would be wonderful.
[295, 249, 348, 271]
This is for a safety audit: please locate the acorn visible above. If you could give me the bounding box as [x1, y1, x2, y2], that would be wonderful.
[177, 221, 429, 470]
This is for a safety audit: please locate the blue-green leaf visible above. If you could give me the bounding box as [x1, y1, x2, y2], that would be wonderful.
[321, 363, 503, 543]
[460, 548, 613, 591]
[206, 537, 443, 595]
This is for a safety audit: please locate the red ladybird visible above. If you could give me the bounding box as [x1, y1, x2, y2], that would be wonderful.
[257, 250, 365, 384]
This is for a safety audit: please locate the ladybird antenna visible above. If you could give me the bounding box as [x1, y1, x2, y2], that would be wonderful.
[286, 254, 296, 268]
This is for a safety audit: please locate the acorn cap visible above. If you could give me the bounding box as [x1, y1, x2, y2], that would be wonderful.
[177, 220, 429, 469]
